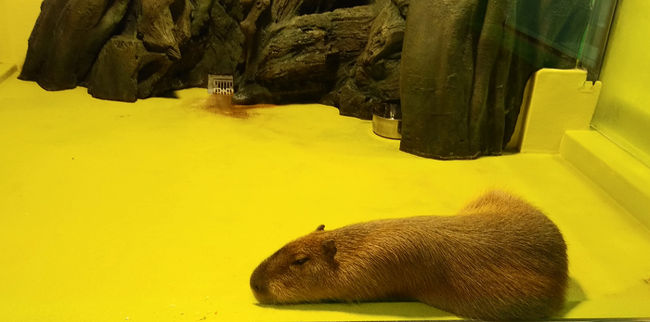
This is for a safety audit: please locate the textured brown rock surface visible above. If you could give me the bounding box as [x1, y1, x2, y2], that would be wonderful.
[322, 2, 404, 119]
[20, 0, 397, 111]
[22, 0, 246, 100]
[19, 0, 592, 160]
[19, 0, 130, 90]
[249, 6, 376, 104]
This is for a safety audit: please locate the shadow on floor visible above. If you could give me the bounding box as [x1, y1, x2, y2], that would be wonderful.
[559, 277, 587, 317]
[255, 277, 586, 320]
[256, 301, 451, 319]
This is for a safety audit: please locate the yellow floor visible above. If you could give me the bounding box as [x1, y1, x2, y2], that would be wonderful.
[1, 76, 649, 321]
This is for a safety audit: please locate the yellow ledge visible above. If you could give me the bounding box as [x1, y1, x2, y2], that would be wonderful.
[518, 69, 602, 153]
[561, 130, 650, 227]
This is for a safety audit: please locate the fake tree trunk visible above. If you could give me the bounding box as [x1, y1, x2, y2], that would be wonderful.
[400, 0, 590, 159]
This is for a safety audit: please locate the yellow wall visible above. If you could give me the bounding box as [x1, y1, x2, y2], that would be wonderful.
[591, 0, 650, 167]
[0, 0, 42, 67]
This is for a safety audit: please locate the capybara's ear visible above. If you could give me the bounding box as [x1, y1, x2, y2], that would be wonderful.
[316, 224, 325, 231]
[322, 239, 337, 261]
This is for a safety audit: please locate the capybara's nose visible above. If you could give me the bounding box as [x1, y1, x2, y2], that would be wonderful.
[250, 270, 267, 295]
[251, 281, 264, 293]
[250, 278, 269, 297]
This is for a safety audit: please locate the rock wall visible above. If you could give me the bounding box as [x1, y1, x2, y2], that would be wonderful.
[19, 0, 405, 120]
[18, 0, 592, 160]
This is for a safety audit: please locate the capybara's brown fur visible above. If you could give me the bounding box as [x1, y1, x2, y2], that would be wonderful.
[250, 191, 568, 320]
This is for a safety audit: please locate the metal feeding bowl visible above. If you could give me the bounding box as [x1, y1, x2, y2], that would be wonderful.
[372, 114, 402, 139]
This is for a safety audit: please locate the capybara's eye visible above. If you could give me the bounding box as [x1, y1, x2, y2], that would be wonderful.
[292, 257, 310, 266]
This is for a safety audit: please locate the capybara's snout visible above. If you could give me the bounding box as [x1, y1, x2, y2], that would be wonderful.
[250, 262, 272, 303]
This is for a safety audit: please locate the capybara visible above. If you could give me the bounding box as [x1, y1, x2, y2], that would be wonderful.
[250, 191, 568, 320]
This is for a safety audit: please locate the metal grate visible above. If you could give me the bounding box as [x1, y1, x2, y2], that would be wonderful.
[208, 75, 234, 95]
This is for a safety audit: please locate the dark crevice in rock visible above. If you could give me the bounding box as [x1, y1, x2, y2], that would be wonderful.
[170, 0, 186, 23]
[297, 0, 370, 16]
[138, 60, 164, 82]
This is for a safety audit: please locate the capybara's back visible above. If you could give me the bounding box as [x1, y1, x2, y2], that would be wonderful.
[421, 190, 568, 320]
